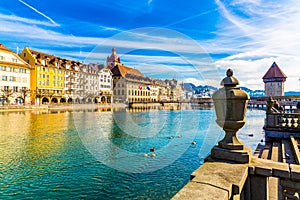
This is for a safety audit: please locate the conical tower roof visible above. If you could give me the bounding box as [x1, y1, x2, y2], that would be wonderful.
[262, 62, 287, 81]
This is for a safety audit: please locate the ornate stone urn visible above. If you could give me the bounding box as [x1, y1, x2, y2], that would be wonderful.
[211, 69, 251, 163]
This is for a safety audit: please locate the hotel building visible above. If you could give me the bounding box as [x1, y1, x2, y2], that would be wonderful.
[0, 44, 32, 105]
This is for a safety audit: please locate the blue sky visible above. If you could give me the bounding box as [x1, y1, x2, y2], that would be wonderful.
[0, 0, 300, 91]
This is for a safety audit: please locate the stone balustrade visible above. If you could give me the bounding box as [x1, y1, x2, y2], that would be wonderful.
[266, 113, 300, 129]
[172, 157, 300, 200]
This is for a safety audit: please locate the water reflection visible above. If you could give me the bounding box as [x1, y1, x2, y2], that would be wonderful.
[0, 108, 265, 199]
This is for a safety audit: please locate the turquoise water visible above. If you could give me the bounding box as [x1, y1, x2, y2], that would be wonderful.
[0, 108, 265, 199]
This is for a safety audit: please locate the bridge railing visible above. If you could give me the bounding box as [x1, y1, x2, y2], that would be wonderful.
[265, 112, 300, 130]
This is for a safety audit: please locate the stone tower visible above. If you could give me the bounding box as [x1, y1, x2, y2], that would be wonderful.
[106, 48, 120, 69]
[262, 62, 287, 97]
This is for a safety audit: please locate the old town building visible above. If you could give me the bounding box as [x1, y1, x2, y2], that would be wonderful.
[20, 47, 65, 104]
[0, 44, 32, 105]
[20, 48, 113, 104]
[111, 63, 151, 103]
[97, 65, 113, 103]
[78, 63, 99, 103]
[108, 48, 182, 103]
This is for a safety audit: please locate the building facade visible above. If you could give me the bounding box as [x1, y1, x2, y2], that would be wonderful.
[263, 62, 287, 97]
[0, 44, 32, 105]
[108, 48, 182, 103]
[20, 48, 113, 104]
[20, 48, 65, 104]
[79, 64, 99, 103]
[98, 65, 113, 103]
[111, 63, 152, 103]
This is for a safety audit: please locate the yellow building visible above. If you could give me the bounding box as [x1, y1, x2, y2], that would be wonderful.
[20, 47, 65, 104]
[0, 43, 32, 105]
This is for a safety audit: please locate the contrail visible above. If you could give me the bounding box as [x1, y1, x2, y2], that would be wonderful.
[18, 0, 57, 25]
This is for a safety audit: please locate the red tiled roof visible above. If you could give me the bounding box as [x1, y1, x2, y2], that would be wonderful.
[262, 62, 287, 79]
[111, 63, 144, 77]
[0, 43, 12, 52]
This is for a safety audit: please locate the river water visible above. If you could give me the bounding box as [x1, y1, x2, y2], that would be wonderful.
[0, 107, 265, 199]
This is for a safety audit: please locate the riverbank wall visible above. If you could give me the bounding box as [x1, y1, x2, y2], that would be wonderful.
[0, 103, 127, 112]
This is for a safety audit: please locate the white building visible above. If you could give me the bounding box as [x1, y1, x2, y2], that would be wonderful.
[78, 64, 98, 103]
[64, 60, 80, 103]
[0, 44, 32, 105]
[98, 65, 113, 103]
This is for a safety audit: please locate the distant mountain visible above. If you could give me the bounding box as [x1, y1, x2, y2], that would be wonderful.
[182, 83, 217, 97]
[240, 87, 264, 97]
[285, 91, 300, 96]
[182, 83, 196, 92]
[183, 83, 299, 98]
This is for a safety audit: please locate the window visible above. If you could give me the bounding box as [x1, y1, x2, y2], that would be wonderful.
[122, 90, 124, 95]
[23, 52, 26, 57]
[4, 86, 9, 91]
[13, 86, 18, 92]
[0, 56, 4, 60]
[9, 76, 15, 81]
[2, 76, 7, 81]
[22, 77, 27, 83]
[11, 58, 17, 62]
[0, 66, 5, 71]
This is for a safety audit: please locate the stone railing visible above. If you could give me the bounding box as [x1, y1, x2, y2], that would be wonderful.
[172, 157, 300, 200]
[265, 112, 300, 130]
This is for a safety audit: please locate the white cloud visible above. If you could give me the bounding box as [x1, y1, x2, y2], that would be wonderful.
[212, 0, 300, 91]
[0, 13, 58, 27]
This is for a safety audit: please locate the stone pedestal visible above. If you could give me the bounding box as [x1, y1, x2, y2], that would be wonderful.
[211, 146, 252, 163]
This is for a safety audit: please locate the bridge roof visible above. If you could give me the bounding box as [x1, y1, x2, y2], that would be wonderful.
[263, 62, 287, 80]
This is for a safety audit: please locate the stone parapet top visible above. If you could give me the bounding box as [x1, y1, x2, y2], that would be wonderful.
[172, 157, 300, 200]
[172, 158, 249, 200]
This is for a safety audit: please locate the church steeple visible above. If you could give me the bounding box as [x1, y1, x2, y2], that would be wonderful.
[106, 47, 120, 69]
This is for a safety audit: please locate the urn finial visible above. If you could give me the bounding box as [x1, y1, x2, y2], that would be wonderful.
[211, 68, 251, 163]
